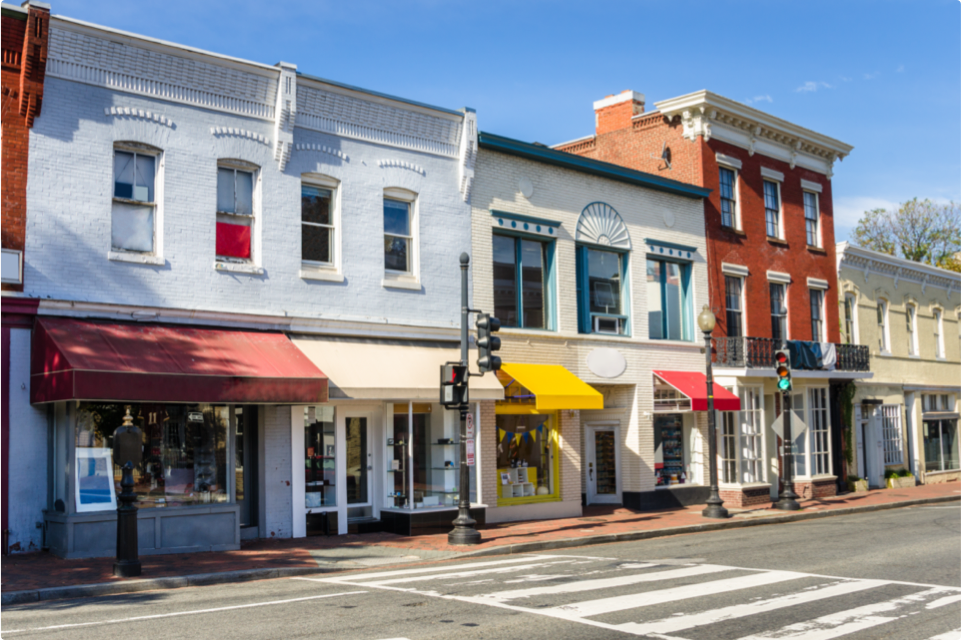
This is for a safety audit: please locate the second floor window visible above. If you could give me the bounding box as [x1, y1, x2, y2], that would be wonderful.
[907, 304, 918, 355]
[764, 180, 781, 239]
[810, 288, 824, 341]
[578, 247, 628, 335]
[725, 276, 743, 337]
[112, 145, 158, 253]
[804, 191, 820, 247]
[719, 167, 737, 228]
[647, 258, 690, 341]
[216, 164, 255, 261]
[301, 184, 334, 265]
[771, 283, 788, 342]
[935, 309, 944, 358]
[384, 198, 412, 273]
[493, 234, 551, 330]
[842, 294, 857, 344]
[877, 300, 889, 352]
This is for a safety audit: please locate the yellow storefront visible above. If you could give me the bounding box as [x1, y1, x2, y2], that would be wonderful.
[485, 363, 603, 523]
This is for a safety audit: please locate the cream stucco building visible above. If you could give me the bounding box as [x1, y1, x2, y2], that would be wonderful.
[837, 243, 961, 486]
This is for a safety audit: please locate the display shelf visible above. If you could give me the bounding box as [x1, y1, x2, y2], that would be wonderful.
[432, 442, 460, 446]
[431, 467, 458, 471]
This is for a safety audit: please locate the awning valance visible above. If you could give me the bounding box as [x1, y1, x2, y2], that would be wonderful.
[500, 363, 604, 411]
[31, 318, 328, 404]
[653, 370, 741, 412]
[291, 336, 504, 401]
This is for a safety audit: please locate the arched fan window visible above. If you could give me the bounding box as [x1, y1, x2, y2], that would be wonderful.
[575, 203, 631, 336]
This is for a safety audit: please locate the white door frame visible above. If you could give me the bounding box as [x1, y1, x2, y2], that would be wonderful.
[585, 423, 622, 505]
[340, 409, 376, 517]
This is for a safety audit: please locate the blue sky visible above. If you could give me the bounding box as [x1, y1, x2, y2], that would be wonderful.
[50, 0, 961, 241]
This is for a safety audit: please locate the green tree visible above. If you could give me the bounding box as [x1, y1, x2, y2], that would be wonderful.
[851, 198, 961, 272]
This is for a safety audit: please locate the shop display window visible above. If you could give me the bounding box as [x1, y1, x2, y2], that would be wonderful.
[304, 406, 336, 508]
[75, 403, 229, 511]
[495, 414, 557, 503]
[654, 414, 686, 486]
[387, 403, 477, 510]
[924, 420, 959, 472]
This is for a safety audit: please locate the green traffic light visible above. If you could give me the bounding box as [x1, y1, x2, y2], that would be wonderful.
[778, 378, 792, 391]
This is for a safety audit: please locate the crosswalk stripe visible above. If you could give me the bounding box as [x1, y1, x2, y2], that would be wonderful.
[358, 560, 578, 587]
[615, 578, 888, 636]
[309, 555, 553, 583]
[927, 630, 961, 640]
[927, 594, 962, 609]
[546, 570, 805, 619]
[737, 587, 954, 640]
[481, 563, 727, 601]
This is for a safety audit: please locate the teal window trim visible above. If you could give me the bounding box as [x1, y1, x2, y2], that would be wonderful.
[493, 231, 556, 331]
[492, 211, 560, 237]
[648, 257, 694, 342]
[644, 239, 697, 262]
[576, 244, 631, 337]
[491, 210, 561, 228]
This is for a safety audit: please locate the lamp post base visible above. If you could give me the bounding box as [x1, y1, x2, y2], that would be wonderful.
[701, 496, 729, 519]
[447, 515, 481, 546]
[775, 488, 800, 511]
[113, 559, 142, 578]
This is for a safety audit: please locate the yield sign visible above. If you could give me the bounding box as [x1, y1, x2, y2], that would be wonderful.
[769, 412, 809, 440]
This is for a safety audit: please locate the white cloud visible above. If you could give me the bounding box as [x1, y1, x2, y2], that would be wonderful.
[833, 196, 900, 227]
[864, 71, 881, 80]
[795, 81, 833, 93]
[895, 64, 905, 73]
[840, 76, 852, 82]
[746, 95, 773, 105]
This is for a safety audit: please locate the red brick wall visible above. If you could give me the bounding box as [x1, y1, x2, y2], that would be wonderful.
[558, 108, 840, 343]
[1, 5, 48, 293]
[719, 486, 771, 508]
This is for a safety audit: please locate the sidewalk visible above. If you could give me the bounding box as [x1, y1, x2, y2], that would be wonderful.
[3, 481, 958, 604]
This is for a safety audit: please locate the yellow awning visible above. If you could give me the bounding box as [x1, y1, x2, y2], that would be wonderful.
[500, 363, 604, 411]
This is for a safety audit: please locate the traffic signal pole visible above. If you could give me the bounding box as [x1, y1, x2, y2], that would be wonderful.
[776, 392, 800, 511]
[448, 252, 481, 545]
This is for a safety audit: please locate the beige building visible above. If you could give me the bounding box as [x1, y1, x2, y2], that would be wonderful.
[837, 243, 961, 486]
[470, 132, 737, 523]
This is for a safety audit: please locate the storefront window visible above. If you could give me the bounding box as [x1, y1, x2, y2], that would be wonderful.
[75, 403, 229, 511]
[924, 420, 959, 472]
[304, 406, 336, 508]
[387, 403, 476, 510]
[654, 414, 687, 486]
[496, 414, 557, 502]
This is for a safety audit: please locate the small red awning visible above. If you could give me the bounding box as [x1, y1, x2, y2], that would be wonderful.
[653, 370, 741, 412]
[31, 317, 328, 404]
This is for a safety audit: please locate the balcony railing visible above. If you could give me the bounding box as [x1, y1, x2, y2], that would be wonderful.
[713, 337, 870, 372]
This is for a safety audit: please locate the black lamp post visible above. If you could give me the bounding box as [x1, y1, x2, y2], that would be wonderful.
[698, 305, 728, 519]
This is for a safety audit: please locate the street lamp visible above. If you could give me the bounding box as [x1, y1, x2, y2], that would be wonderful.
[698, 305, 729, 519]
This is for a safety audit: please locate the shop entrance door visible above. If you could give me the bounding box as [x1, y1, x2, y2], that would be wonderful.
[343, 413, 374, 521]
[235, 406, 258, 538]
[586, 425, 621, 504]
[861, 413, 884, 488]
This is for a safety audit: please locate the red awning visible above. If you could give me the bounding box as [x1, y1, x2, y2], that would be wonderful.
[653, 370, 741, 412]
[31, 317, 328, 404]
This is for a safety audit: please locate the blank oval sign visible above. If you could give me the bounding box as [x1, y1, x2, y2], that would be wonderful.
[586, 348, 627, 379]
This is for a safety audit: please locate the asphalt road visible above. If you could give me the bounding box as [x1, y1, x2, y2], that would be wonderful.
[2, 504, 959, 640]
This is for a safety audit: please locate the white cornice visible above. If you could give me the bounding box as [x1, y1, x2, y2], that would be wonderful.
[654, 90, 853, 177]
[838, 242, 961, 297]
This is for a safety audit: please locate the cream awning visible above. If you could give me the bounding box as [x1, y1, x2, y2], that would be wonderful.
[291, 336, 505, 401]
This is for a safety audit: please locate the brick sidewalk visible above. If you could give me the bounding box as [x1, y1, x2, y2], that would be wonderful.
[3, 481, 958, 594]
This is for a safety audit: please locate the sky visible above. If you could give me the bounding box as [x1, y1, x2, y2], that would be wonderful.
[47, 0, 961, 242]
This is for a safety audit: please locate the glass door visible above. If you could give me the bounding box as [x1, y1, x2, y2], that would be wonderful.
[587, 425, 620, 504]
[345, 416, 372, 513]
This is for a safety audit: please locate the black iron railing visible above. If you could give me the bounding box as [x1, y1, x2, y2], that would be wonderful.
[713, 337, 870, 372]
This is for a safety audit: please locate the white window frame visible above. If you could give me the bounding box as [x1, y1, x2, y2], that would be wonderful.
[881, 404, 904, 465]
[299, 174, 343, 282]
[718, 385, 766, 487]
[809, 288, 825, 342]
[877, 298, 891, 354]
[808, 387, 831, 477]
[763, 179, 783, 240]
[803, 190, 821, 248]
[906, 303, 919, 356]
[934, 308, 945, 359]
[109, 142, 164, 264]
[382, 187, 420, 289]
[717, 161, 741, 230]
[723, 272, 746, 338]
[215, 159, 261, 270]
[843, 293, 859, 345]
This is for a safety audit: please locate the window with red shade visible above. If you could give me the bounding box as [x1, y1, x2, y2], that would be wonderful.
[216, 162, 257, 261]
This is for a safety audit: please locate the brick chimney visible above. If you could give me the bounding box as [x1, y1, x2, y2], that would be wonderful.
[594, 90, 644, 136]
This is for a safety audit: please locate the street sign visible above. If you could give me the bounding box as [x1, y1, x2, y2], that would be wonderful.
[466, 412, 475, 466]
[466, 412, 475, 439]
[768, 413, 809, 440]
[466, 439, 475, 467]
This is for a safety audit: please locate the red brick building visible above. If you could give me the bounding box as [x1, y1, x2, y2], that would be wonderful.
[558, 90, 870, 506]
[2, 0, 47, 554]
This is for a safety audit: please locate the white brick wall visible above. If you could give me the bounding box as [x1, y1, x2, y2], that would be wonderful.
[471, 149, 712, 499]
[6, 328, 49, 553]
[261, 405, 293, 539]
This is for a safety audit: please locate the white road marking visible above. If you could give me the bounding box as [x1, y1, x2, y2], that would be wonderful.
[927, 594, 962, 609]
[501, 574, 575, 584]
[738, 588, 955, 640]
[3, 591, 367, 634]
[615, 579, 888, 635]
[308, 560, 578, 588]
[927, 630, 961, 640]
[482, 563, 726, 601]
[545, 570, 805, 619]
[304, 555, 553, 583]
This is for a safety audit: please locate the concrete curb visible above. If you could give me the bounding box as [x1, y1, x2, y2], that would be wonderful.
[458, 494, 961, 558]
[2, 494, 957, 605]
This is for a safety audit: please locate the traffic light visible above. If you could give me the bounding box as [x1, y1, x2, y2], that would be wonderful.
[774, 349, 792, 392]
[440, 364, 468, 407]
[476, 313, 502, 373]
